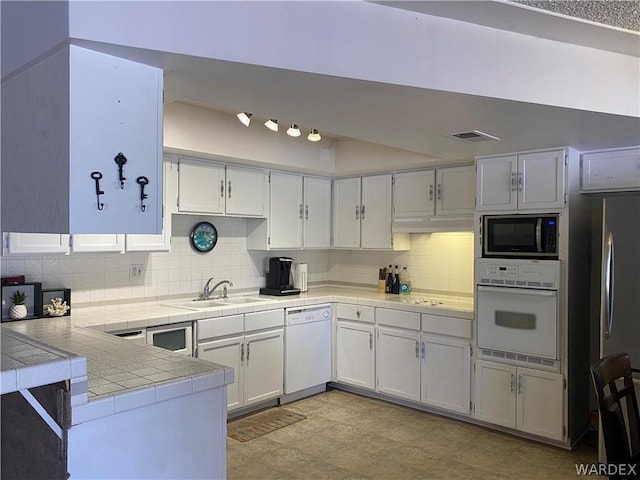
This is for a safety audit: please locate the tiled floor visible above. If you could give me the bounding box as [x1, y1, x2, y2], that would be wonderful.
[227, 389, 601, 480]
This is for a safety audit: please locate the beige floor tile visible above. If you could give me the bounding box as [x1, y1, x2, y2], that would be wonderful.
[227, 390, 600, 480]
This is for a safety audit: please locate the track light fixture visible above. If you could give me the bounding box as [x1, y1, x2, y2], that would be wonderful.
[286, 124, 301, 137]
[264, 119, 278, 132]
[307, 129, 322, 142]
[236, 112, 252, 127]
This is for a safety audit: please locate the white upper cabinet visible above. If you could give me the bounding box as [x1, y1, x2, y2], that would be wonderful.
[361, 174, 393, 249]
[2, 233, 70, 256]
[476, 150, 566, 212]
[126, 160, 177, 252]
[246, 173, 331, 250]
[334, 174, 405, 250]
[303, 176, 332, 249]
[225, 166, 267, 217]
[269, 172, 304, 249]
[581, 147, 640, 192]
[436, 165, 476, 216]
[393, 165, 475, 232]
[177, 158, 267, 217]
[393, 170, 436, 219]
[71, 235, 125, 253]
[333, 177, 362, 248]
[2, 45, 163, 234]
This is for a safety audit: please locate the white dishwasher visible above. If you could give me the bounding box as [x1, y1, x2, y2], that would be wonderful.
[284, 304, 332, 396]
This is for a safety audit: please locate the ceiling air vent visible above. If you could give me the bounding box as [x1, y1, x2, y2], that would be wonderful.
[449, 130, 500, 142]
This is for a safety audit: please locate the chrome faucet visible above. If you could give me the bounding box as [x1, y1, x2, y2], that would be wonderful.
[211, 280, 233, 299]
[202, 277, 215, 300]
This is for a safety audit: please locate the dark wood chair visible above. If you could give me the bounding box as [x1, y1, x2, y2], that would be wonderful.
[591, 352, 640, 479]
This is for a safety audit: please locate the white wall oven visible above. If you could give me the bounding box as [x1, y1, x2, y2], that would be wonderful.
[476, 258, 561, 370]
[146, 321, 193, 356]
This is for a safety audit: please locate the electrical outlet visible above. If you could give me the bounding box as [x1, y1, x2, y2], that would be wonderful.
[129, 264, 144, 279]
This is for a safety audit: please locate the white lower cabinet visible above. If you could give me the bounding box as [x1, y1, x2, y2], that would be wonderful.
[421, 336, 471, 414]
[377, 326, 421, 401]
[335, 304, 376, 389]
[474, 360, 564, 441]
[196, 310, 284, 411]
[243, 328, 284, 405]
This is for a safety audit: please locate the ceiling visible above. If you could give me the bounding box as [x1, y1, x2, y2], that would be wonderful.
[159, 0, 639, 163]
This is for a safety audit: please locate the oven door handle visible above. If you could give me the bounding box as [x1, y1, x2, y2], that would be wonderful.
[477, 285, 556, 296]
[535, 217, 543, 253]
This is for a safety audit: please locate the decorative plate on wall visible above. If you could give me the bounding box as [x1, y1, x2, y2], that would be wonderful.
[190, 221, 218, 253]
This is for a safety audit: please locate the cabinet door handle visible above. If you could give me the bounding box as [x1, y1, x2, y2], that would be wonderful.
[356, 310, 361, 319]
[305, 205, 309, 220]
[247, 343, 251, 363]
[517, 375, 523, 394]
[241, 343, 245, 363]
[355, 205, 359, 220]
[518, 172, 523, 191]
[220, 180, 225, 197]
[415, 340, 420, 359]
[421, 342, 426, 359]
[361, 205, 365, 220]
[369, 332, 373, 350]
[429, 184, 434, 201]
[510, 373, 515, 393]
[437, 184, 442, 200]
[511, 172, 517, 192]
[228, 180, 232, 198]
[299, 204, 303, 220]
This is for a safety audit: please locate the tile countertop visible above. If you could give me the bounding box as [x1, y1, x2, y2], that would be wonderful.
[0, 287, 472, 424]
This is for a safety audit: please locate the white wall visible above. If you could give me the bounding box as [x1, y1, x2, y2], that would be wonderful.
[164, 102, 335, 175]
[1, 221, 474, 306]
[328, 232, 474, 296]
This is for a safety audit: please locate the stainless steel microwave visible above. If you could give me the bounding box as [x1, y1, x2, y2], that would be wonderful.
[482, 214, 559, 259]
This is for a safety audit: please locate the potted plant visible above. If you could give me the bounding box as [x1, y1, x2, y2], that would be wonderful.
[9, 290, 27, 319]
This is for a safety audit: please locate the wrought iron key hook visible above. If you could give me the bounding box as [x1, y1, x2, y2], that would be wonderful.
[114, 152, 127, 189]
[91, 171, 104, 210]
[136, 176, 149, 212]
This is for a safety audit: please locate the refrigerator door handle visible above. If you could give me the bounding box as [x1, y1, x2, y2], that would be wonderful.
[603, 231, 615, 339]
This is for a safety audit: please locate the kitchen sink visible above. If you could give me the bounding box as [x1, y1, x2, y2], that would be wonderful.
[167, 297, 273, 310]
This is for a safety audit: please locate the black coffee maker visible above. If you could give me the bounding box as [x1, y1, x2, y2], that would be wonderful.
[259, 257, 300, 296]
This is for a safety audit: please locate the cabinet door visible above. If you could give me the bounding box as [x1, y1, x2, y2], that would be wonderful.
[335, 320, 375, 390]
[197, 336, 243, 411]
[243, 328, 284, 406]
[474, 360, 516, 428]
[361, 174, 392, 249]
[68, 46, 162, 235]
[421, 336, 471, 414]
[393, 170, 435, 219]
[581, 148, 640, 192]
[476, 156, 518, 211]
[126, 160, 176, 252]
[269, 172, 303, 249]
[71, 234, 125, 253]
[436, 165, 476, 216]
[303, 176, 331, 248]
[377, 327, 421, 402]
[516, 367, 564, 441]
[332, 177, 361, 248]
[2, 233, 70, 255]
[177, 158, 225, 214]
[225, 166, 267, 217]
[518, 150, 565, 210]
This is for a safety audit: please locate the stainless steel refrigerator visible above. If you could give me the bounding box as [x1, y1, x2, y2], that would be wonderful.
[599, 195, 640, 371]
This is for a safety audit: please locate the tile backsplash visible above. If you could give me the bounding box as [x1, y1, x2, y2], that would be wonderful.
[1, 217, 473, 307]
